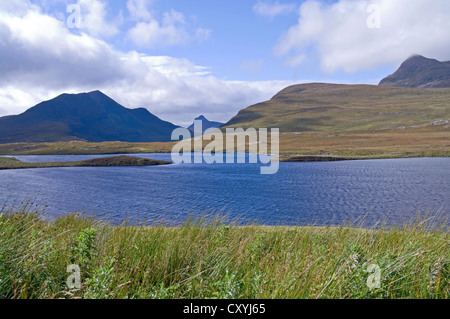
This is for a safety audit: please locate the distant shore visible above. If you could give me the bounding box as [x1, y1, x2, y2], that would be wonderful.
[1, 130, 449, 162]
[0, 155, 172, 170]
[279, 155, 358, 162]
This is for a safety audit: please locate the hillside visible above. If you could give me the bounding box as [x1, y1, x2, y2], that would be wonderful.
[0, 91, 178, 144]
[379, 55, 450, 88]
[223, 83, 450, 133]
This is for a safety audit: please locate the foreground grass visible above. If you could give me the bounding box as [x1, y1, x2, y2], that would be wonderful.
[0, 210, 448, 299]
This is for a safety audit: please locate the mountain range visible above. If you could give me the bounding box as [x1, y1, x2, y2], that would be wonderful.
[0, 55, 449, 144]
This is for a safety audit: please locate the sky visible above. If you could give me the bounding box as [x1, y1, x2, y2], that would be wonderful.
[1, 0, 450, 126]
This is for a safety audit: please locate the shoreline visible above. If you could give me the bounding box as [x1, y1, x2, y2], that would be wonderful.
[0, 155, 172, 170]
[2, 152, 450, 167]
[279, 155, 358, 162]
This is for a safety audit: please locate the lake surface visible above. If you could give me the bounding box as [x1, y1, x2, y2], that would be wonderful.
[0, 154, 449, 227]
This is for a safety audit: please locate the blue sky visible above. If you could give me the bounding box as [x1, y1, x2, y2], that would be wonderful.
[1, 0, 450, 125]
[43, 0, 387, 83]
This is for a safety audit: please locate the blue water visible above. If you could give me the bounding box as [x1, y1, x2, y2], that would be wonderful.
[0, 154, 449, 227]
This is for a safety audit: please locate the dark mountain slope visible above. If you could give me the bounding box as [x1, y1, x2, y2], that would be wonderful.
[0, 91, 178, 143]
[187, 115, 224, 135]
[379, 55, 450, 88]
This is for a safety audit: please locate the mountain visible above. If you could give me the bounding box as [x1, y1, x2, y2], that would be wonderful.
[222, 83, 450, 132]
[379, 55, 450, 88]
[0, 90, 178, 144]
[187, 115, 224, 135]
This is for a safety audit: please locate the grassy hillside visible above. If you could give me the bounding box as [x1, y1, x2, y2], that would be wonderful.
[219, 83, 450, 160]
[0, 210, 448, 299]
[223, 83, 450, 132]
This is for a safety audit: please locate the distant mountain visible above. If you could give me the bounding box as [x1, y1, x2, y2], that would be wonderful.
[0, 90, 178, 144]
[187, 115, 224, 135]
[379, 55, 450, 88]
[222, 83, 450, 132]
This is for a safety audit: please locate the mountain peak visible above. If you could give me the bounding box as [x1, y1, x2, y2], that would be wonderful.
[405, 54, 429, 61]
[59, 90, 104, 97]
[379, 55, 450, 88]
[0, 91, 178, 143]
[87, 90, 106, 96]
[400, 55, 443, 68]
[187, 115, 224, 134]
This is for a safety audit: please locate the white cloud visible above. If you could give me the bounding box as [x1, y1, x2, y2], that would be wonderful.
[0, 0, 33, 14]
[253, 1, 296, 18]
[195, 27, 212, 42]
[127, 9, 211, 48]
[127, 19, 188, 48]
[0, 8, 124, 89]
[0, 2, 292, 126]
[77, 0, 120, 38]
[127, 0, 153, 21]
[0, 86, 54, 116]
[136, 56, 211, 77]
[275, 0, 450, 73]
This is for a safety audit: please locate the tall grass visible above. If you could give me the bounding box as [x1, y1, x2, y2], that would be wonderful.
[0, 207, 448, 299]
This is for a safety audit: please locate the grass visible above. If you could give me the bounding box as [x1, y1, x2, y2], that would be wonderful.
[0, 155, 171, 170]
[0, 126, 449, 162]
[0, 141, 177, 156]
[277, 128, 450, 160]
[0, 208, 448, 299]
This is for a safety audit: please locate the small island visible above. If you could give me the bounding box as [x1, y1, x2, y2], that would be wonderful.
[0, 155, 172, 170]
